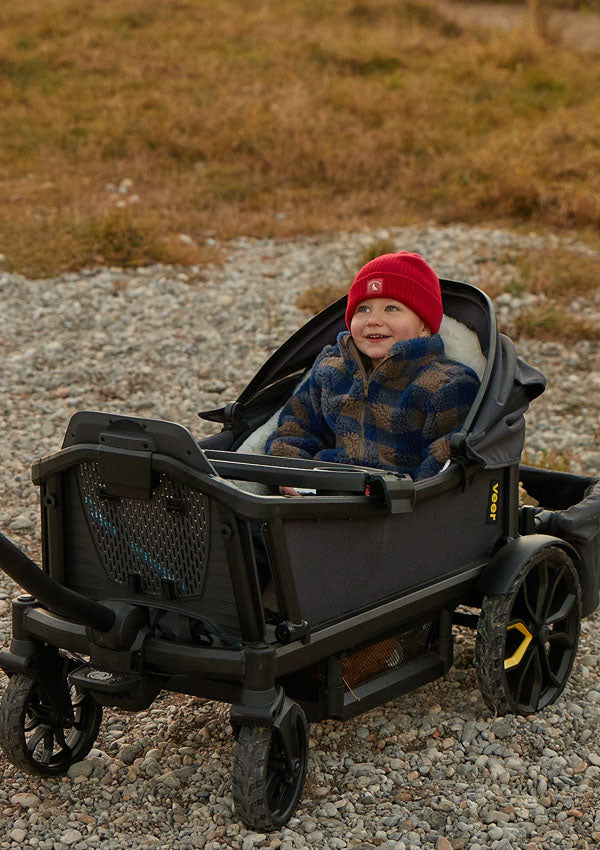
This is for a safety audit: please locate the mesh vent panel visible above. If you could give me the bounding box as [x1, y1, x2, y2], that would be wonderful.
[77, 461, 210, 597]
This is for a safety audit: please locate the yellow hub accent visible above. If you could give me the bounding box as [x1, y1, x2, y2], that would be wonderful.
[504, 622, 533, 670]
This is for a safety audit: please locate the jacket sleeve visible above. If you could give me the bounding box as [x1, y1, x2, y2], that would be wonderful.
[413, 367, 480, 480]
[265, 351, 334, 460]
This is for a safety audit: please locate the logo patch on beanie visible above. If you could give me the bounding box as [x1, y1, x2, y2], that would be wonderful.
[366, 278, 383, 293]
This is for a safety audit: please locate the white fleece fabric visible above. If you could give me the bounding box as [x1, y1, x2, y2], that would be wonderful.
[438, 314, 486, 381]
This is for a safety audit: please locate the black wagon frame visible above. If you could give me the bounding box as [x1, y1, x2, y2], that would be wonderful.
[0, 279, 597, 829]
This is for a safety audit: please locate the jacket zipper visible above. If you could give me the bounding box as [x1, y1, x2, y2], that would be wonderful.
[348, 343, 388, 463]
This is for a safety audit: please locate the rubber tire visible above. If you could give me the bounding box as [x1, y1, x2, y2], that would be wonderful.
[0, 671, 103, 776]
[233, 708, 309, 830]
[476, 546, 580, 716]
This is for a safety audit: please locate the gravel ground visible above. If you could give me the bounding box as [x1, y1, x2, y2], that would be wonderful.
[0, 224, 599, 850]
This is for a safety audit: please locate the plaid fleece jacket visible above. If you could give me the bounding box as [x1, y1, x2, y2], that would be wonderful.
[265, 332, 479, 480]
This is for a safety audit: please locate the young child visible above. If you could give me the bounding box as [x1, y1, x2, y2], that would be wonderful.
[265, 252, 480, 492]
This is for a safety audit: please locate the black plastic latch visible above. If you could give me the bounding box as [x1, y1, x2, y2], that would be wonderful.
[368, 473, 415, 514]
[274, 619, 310, 645]
[450, 453, 477, 493]
[198, 401, 249, 437]
[449, 431, 466, 457]
[449, 431, 478, 492]
[98, 446, 153, 500]
[94, 418, 156, 500]
[198, 400, 238, 424]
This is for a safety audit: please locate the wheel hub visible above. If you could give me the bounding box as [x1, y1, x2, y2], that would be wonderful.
[504, 621, 533, 670]
[538, 624, 551, 643]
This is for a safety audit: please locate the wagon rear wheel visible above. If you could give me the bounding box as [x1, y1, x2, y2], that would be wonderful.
[476, 546, 580, 715]
[0, 668, 102, 776]
[232, 702, 308, 830]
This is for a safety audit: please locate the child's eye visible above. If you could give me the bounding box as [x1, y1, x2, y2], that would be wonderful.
[385, 304, 401, 312]
[356, 305, 369, 313]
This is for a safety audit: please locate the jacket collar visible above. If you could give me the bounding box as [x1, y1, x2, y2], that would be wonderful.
[338, 331, 444, 384]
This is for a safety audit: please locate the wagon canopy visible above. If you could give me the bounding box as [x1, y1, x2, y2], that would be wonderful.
[199, 279, 546, 470]
[461, 330, 545, 469]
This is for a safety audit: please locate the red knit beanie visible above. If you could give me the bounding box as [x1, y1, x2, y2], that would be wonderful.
[345, 252, 443, 333]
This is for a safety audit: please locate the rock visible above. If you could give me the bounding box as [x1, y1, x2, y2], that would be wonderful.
[312, 786, 330, 797]
[67, 760, 93, 779]
[10, 514, 31, 530]
[242, 835, 267, 850]
[11, 793, 41, 807]
[461, 721, 477, 744]
[60, 830, 83, 846]
[491, 719, 513, 738]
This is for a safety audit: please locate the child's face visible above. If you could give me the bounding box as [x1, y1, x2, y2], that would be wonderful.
[350, 298, 430, 366]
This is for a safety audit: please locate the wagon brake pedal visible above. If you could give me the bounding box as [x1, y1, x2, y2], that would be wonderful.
[68, 664, 159, 710]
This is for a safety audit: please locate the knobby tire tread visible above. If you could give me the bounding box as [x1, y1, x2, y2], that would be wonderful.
[476, 546, 580, 715]
[232, 725, 276, 830]
[476, 592, 517, 715]
[0, 674, 47, 775]
[233, 707, 309, 831]
[0, 671, 102, 776]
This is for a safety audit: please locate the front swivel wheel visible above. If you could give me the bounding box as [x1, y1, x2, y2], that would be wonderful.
[0, 662, 103, 776]
[232, 699, 308, 830]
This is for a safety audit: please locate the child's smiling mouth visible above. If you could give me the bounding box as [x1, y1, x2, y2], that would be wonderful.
[365, 334, 390, 340]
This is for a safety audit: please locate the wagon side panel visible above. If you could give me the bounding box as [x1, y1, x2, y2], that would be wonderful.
[280, 469, 509, 629]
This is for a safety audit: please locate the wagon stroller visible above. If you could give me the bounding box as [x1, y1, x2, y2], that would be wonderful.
[0, 279, 598, 831]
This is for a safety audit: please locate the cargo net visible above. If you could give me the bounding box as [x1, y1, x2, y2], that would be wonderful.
[77, 461, 210, 597]
[339, 619, 435, 690]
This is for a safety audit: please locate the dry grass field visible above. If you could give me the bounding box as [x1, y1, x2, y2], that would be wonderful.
[0, 0, 599, 277]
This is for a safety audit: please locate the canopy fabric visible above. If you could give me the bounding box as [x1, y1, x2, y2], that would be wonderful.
[200, 280, 547, 470]
[463, 333, 546, 469]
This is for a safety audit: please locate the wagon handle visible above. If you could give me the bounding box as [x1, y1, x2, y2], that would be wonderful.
[0, 532, 115, 633]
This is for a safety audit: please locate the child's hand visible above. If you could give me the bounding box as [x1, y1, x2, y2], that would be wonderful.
[279, 486, 317, 496]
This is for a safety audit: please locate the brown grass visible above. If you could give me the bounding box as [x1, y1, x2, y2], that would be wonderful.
[499, 246, 600, 341]
[514, 247, 600, 299]
[296, 282, 348, 315]
[513, 307, 600, 342]
[477, 0, 600, 9]
[522, 448, 576, 472]
[298, 240, 600, 344]
[1, 1, 600, 276]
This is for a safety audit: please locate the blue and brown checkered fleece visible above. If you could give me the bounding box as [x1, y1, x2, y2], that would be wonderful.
[265, 331, 480, 480]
